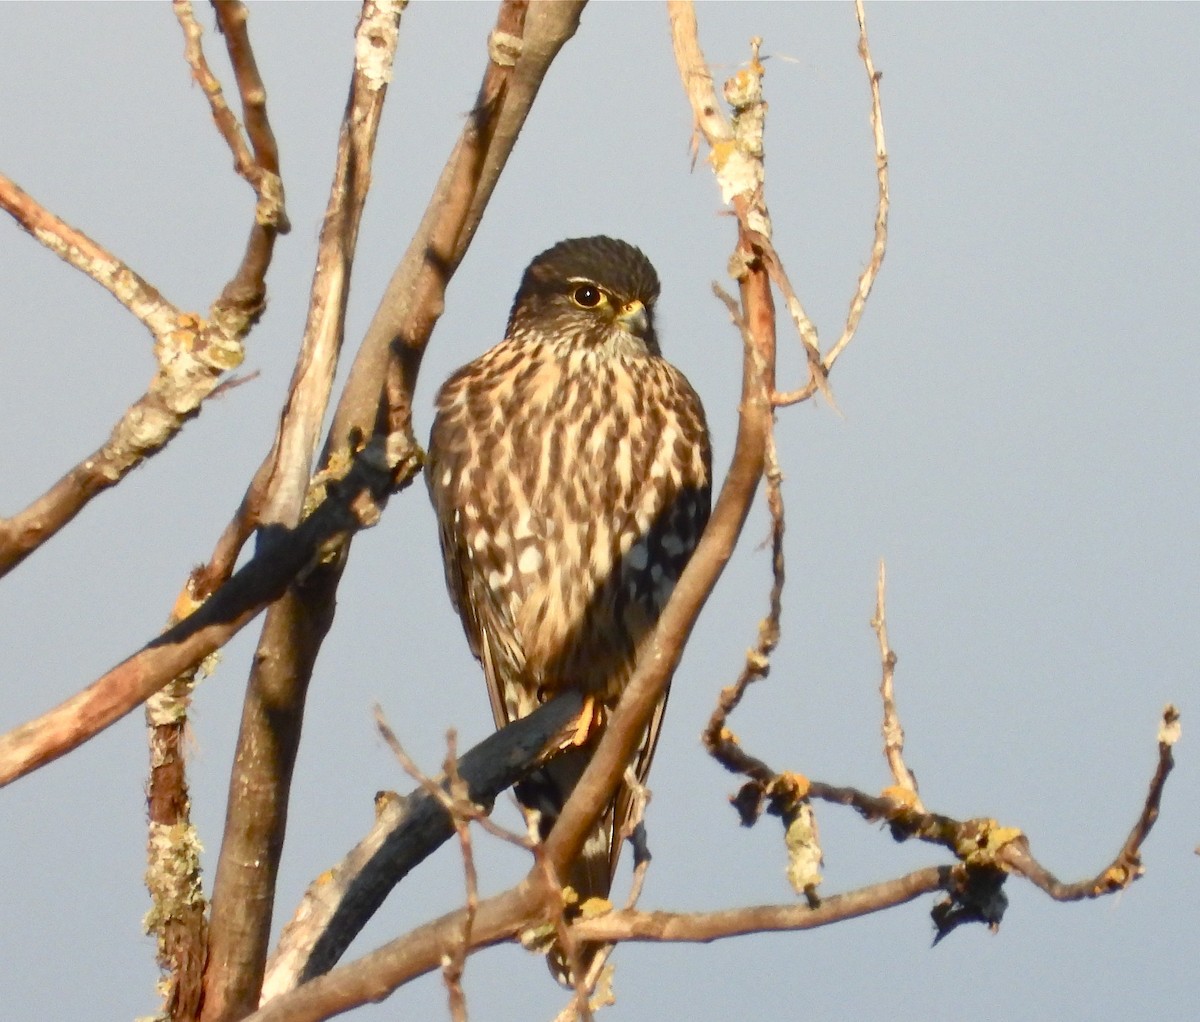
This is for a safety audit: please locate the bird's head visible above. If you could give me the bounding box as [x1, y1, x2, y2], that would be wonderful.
[506, 236, 662, 358]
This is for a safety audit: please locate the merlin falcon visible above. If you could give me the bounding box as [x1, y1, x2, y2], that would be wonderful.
[426, 236, 712, 979]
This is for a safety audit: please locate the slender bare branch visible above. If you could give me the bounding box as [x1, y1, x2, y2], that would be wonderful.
[822, 0, 889, 374]
[873, 561, 923, 810]
[573, 866, 948, 944]
[997, 704, 1179, 901]
[0, 176, 227, 578]
[212, 1, 291, 231]
[0, 173, 178, 335]
[440, 733, 476, 1022]
[766, 0, 890, 405]
[174, 4, 258, 195]
[701, 386, 786, 797]
[0, 440, 406, 787]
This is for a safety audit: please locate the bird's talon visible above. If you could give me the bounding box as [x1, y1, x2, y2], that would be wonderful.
[565, 695, 603, 748]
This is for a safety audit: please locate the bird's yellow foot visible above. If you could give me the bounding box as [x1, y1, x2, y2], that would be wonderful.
[565, 695, 605, 748]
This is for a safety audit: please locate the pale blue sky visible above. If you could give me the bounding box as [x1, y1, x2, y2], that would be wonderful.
[2, 4, 1197, 1020]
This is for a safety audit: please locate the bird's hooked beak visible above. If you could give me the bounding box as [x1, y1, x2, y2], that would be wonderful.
[616, 299, 649, 338]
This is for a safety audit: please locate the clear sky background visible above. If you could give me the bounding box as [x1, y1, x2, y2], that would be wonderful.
[2, 3, 1197, 1020]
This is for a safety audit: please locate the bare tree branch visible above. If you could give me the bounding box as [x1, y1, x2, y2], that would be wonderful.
[203, 0, 404, 593]
[574, 709, 1181, 950]
[0, 5, 294, 581]
[260, 693, 583, 1002]
[873, 560, 923, 811]
[0, 174, 179, 335]
[772, 0, 889, 405]
[994, 704, 1179, 903]
[176, 2, 271, 218]
[0, 440, 406, 788]
[246, 700, 1178, 1022]
[145, 10, 294, 1017]
[176, 0, 292, 232]
[0, 176, 226, 578]
[822, 0, 889, 375]
[572, 866, 948, 944]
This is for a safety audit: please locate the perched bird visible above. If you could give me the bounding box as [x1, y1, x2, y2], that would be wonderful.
[426, 236, 712, 980]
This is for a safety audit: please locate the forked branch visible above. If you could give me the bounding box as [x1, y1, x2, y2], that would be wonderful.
[0, 3, 291, 580]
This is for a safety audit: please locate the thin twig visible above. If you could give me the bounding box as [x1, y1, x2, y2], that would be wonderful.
[174, 3, 258, 195]
[442, 732, 475, 1022]
[0, 173, 178, 336]
[211, 1, 290, 231]
[770, 0, 889, 404]
[997, 704, 1179, 901]
[574, 866, 948, 944]
[822, 0, 889, 374]
[701, 410, 786, 798]
[872, 561, 923, 810]
[0, 176, 230, 579]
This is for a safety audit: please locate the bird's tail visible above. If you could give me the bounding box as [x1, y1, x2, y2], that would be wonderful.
[515, 744, 615, 987]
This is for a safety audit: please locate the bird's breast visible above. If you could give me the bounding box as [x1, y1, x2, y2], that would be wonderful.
[436, 344, 708, 697]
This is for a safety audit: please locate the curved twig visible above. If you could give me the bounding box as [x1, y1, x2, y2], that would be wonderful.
[572, 866, 948, 944]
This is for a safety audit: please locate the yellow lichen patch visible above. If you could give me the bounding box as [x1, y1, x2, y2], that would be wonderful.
[1098, 862, 1141, 892]
[955, 818, 1024, 866]
[578, 897, 613, 918]
[517, 921, 557, 953]
[784, 802, 823, 894]
[708, 139, 737, 172]
[880, 784, 920, 810]
[170, 583, 203, 624]
[768, 770, 810, 802]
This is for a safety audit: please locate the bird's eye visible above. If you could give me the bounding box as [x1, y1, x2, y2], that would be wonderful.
[571, 284, 604, 309]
